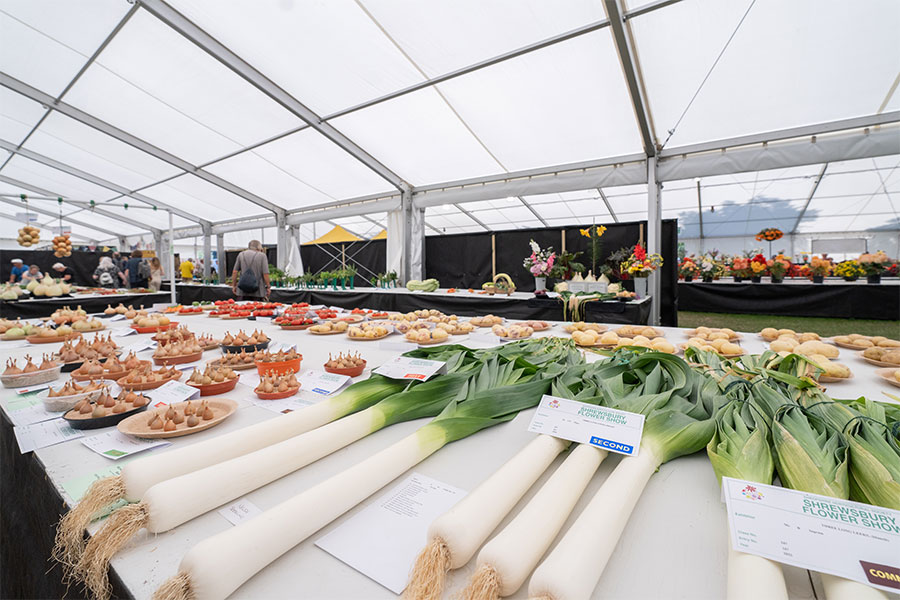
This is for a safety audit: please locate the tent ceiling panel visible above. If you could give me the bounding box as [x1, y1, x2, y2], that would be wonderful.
[361, 0, 604, 78]
[530, 202, 575, 220]
[463, 198, 523, 212]
[140, 174, 265, 221]
[64, 11, 300, 164]
[436, 31, 642, 171]
[807, 194, 895, 218]
[330, 86, 503, 185]
[86, 202, 196, 230]
[425, 225, 485, 236]
[221, 228, 277, 249]
[0, 155, 118, 201]
[826, 155, 900, 174]
[0, 87, 46, 146]
[630, 0, 900, 148]
[797, 214, 899, 234]
[814, 170, 890, 198]
[38, 210, 144, 236]
[22, 112, 181, 190]
[168, 0, 426, 116]
[210, 129, 395, 207]
[0, 1, 129, 97]
[698, 181, 809, 206]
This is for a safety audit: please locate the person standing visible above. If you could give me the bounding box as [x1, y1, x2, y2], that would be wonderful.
[20, 264, 44, 285]
[148, 257, 164, 292]
[51, 262, 76, 284]
[8, 258, 27, 283]
[124, 250, 149, 289]
[93, 256, 124, 288]
[231, 240, 270, 301]
[111, 251, 126, 273]
[180, 258, 194, 282]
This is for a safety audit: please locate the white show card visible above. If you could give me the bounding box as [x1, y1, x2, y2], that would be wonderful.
[527, 395, 644, 457]
[109, 314, 126, 321]
[81, 430, 170, 460]
[148, 380, 200, 406]
[113, 328, 137, 337]
[251, 396, 313, 414]
[297, 370, 350, 396]
[373, 357, 445, 381]
[14, 419, 83, 453]
[3, 396, 60, 427]
[316, 473, 466, 594]
[722, 477, 900, 593]
[218, 498, 263, 526]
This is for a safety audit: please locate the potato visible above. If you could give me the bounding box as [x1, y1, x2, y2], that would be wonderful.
[696, 326, 711, 334]
[854, 339, 875, 348]
[616, 337, 634, 347]
[760, 327, 778, 340]
[721, 342, 744, 355]
[872, 336, 887, 344]
[848, 333, 867, 340]
[894, 370, 900, 383]
[863, 347, 886, 360]
[795, 341, 838, 359]
[710, 338, 728, 350]
[770, 339, 797, 353]
[777, 328, 796, 337]
[798, 332, 820, 342]
[883, 351, 900, 365]
[599, 331, 619, 345]
[651, 339, 675, 354]
[709, 332, 729, 341]
[721, 328, 736, 338]
[632, 335, 651, 345]
[640, 327, 658, 337]
[877, 339, 900, 348]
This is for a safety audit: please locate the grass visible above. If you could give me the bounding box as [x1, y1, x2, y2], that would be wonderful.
[678, 311, 900, 338]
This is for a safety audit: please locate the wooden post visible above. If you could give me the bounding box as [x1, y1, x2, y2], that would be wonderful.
[639, 223, 644, 248]
[491, 234, 496, 279]
[341, 243, 346, 268]
[561, 229, 566, 253]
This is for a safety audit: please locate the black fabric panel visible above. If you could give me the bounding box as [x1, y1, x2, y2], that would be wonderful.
[1, 292, 171, 319]
[425, 233, 493, 290]
[174, 285, 651, 324]
[299, 240, 386, 286]
[678, 281, 900, 321]
[0, 249, 119, 287]
[0, 410, 132, 600]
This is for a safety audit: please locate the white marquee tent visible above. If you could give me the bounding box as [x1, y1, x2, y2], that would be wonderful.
[2, 0, 899, 320]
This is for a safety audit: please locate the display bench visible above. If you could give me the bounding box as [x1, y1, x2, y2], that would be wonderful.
[2, 312, 896, 599]
[172, 284, 654, 325]
[0, 291, 172, 320]
[678, 278, 899, 320]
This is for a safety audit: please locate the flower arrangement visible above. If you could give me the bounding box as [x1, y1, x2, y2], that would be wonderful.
[523, 240, 556, 277]
[755, 228, 784, 242]
[790, 263, 810, 278]
[679, 257, 700, 278]
[809, 255, 832, 276]
[620, 244, 663, 278]
[750, 254, 768, 276]
[767, 254, 791, 278]
[548, 250, 585, 280]
[858, 251, 889, 275]
[833, 260, 864, 279]
[580, 224, 607, 275]
[730, 257, 750, 278]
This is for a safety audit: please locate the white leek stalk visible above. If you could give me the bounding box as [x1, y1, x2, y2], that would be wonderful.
[463, 443, 607, 599]
[405, 434, 569, 600]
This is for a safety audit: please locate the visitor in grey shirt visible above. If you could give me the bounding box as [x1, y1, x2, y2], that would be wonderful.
[231, 240, 271, 300]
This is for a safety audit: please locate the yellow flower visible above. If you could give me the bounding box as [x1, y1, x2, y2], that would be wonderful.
[596, 225, 607, 237]
[579, 228, 590, 238]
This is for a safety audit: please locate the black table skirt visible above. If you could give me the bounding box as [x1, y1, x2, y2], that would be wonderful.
[1, 292, 171, 319]
[678, 281, 900, 320]
[173, 285, 652, 325]
[0, 410, 131, 599]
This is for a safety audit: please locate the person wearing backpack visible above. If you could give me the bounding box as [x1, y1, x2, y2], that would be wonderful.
[231, 240, 271, 301]
[93, 256, 125, 288]
[124, 250, 149, 289]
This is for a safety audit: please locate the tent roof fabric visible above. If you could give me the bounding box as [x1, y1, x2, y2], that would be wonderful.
[371, 229, 387, 240]
[302, 224, 362, 245]
[0, 0, 897, 245]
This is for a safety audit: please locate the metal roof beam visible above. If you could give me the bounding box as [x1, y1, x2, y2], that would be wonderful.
[453, 204, 490, 231]
[0, 196, 120, 239]
[518, 196, 548, 226]
[0, 72, 284, 217]
[138, 0, 409, 194]
[604, 0, 657, 156]
[0, 139, 209, 227]
[597, 188, 619, 223]
[791, 164, 828, 234]
[0, 174, 161, 235]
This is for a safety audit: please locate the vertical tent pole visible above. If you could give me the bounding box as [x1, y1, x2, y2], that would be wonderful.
[169, 210, 176, 305]
[216, 233, 225, 284]
[202, 223, 211, 282]
[491, 234, 496, 279]
[647, 156, 662, 326]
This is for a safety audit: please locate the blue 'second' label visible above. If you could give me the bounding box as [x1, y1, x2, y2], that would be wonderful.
[312, 387, 329, 395]
[589, 436, 635, 455]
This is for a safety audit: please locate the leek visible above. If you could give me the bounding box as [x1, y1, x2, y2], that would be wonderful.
[528, 352, 721, 600]
[153, 355, 555, 600]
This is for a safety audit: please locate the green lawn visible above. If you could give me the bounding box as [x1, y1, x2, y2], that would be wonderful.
[678, 311, 900, 338]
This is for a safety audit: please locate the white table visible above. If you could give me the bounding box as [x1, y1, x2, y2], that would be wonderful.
[1, 314, 897, 600]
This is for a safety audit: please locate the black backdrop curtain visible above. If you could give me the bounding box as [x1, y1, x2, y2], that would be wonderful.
[0, 249, 119, 286]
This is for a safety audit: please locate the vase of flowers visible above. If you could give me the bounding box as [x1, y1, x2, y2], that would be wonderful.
[833, 260, 863, 282]
[679, 257, 700, 282]
[749, 254, 767, 282]
[620, 244, 663, 297]
[859, 251, 888, 284]
[809, 256, 831, 283]
[523, 240, 556, 291]
[755, 227, 784, 257]
[730, 256, 750, 282]
[698, 253, 724, 282]
[767, 254, 790, 283]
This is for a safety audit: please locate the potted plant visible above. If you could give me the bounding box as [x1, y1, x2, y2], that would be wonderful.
[730, 256, 750, 281]
[833, 260, 864, 282]
[523, 239, 556, 292]
[619, 244, 663, 297]
[809, 256, 831, 283]
[679, 257, 700, 282]
[858, 251, 889, 284]
[749, 254, 767, 282]
[384, 270, 398, 288]
[345, 264, 358, 289]
[698, 254, 723, 283]
[549, 250, 585, 283]
[767, 254, 790, 283]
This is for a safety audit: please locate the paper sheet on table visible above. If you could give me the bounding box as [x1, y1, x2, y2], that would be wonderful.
[81, 430, 171, 460]
[316, 473, 466, 594]
[14, 419, 83, 453]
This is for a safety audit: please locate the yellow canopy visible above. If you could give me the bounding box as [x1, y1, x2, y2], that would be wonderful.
[302, 225, 363, 245]
[371, 229, 387, 240]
